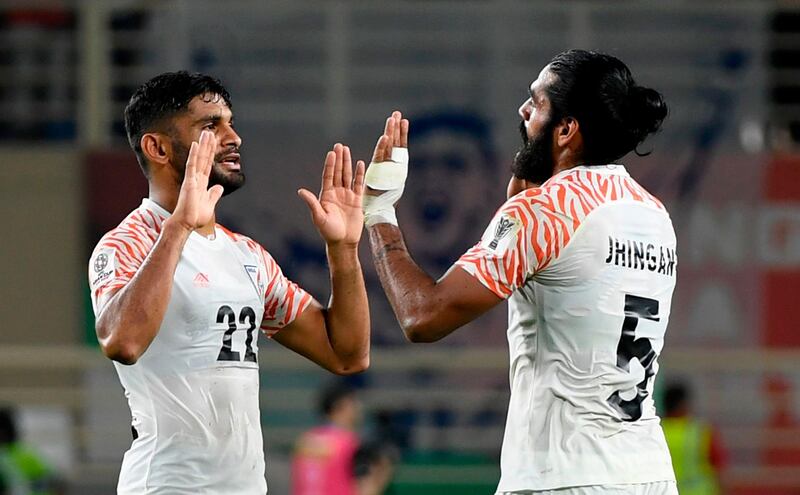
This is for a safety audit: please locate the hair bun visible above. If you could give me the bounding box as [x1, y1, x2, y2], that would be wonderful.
[628, 85, 668, 139]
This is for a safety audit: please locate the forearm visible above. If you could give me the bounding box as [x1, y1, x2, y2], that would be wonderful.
[96, 218, 191, 364]
[324, 244, 370, 367]
[367, 224, 442, 339]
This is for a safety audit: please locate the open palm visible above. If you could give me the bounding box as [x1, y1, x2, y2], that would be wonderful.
[298, 143, 365, 246]
[173, 130, 224, 231]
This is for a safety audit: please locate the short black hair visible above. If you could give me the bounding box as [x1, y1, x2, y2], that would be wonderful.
[123, 71, 232, 176]
[545, 49, 668, 164]
[318, 381, 355, 416]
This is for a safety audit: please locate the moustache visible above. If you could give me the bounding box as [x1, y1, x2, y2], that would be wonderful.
[214, 146, 240, 163]
[519, 121, 528, 144]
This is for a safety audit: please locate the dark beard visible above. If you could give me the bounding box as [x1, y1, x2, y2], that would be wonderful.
[511, 120, 556, 185]
[172, 139, 245, 196]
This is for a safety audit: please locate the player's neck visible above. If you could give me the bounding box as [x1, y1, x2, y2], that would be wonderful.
[552, 159, 580, 177]
[552, 146, 583, 177]
[148, 185, 217, 237]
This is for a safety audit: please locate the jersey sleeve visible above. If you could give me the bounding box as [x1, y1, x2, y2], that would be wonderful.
[257, 246, 313, 336]
[88, 228, 154, 316]
[455, 189, 571, 299]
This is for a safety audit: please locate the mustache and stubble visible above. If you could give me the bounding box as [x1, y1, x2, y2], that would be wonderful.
[171, 139, 245, 196]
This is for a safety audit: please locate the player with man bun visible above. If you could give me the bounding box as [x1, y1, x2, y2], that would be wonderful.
[365, 50, 677, 494]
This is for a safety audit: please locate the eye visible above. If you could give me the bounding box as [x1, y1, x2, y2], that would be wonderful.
[203, 122, 216, 130]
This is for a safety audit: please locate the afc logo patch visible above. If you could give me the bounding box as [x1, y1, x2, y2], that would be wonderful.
[94, 253, 109, 273]
[90, 248, 116, 289]
[481, 214, 522, 253]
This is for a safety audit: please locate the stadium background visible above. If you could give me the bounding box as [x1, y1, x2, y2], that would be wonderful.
[1, 0, 799, 493]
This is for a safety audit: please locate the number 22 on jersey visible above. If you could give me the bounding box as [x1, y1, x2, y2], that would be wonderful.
[215, 305, 258, 364]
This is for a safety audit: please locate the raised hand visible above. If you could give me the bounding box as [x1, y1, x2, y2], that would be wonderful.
[362, 111, 409, 227]
[172, 130, 224, 231]
[298, 143, 366, 247]
[370, 110, 409, 166]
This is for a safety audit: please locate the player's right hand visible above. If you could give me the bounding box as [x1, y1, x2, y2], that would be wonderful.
[362, 111, 409, 227]
[369, 110, 409, 172]
[172, 130, 224, 232]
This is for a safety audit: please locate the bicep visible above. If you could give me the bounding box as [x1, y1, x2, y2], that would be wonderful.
[94, 285, 123, 322]
[406, 194, 549, 341]
[438, 264, 505, 316]
[411, 265, 505, 342]
[271, 299, 341, 372]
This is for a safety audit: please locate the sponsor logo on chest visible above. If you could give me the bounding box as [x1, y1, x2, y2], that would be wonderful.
[193, 272, 211, 288]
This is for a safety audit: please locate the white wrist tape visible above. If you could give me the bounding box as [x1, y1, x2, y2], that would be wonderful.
[364, 148, 408, 190]
[363, 147, 408, 227]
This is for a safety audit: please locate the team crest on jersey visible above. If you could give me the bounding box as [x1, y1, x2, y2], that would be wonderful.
[90, 248, 115, 289]
[244, 265, 263, 294]
[482, 214, 522, 253]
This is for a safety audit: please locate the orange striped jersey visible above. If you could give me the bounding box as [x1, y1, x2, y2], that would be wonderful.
[88, 198, 312, 494]
[456, 165, 678, 491]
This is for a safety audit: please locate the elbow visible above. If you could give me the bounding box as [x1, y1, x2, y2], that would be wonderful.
[97, 322, 143, 365]
[400, 316, 443, 343]
[95, 308, 156, 365]
[100, 339, 141, 365]
[332, 355, 370, 376]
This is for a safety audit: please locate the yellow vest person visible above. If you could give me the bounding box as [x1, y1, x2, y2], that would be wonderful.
[661, 382, 725, 495]
[662, 417, 719, 495]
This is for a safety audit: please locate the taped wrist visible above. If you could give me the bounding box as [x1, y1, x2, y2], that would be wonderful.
[363, 148, 408, 227]
[364, 148, 408, 190]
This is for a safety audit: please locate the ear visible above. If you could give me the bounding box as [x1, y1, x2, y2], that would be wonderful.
[555, 116, 580, 148]
[140, 132, 171, 169]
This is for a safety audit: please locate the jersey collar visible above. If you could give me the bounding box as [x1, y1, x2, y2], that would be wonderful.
[546, 164, 629, 185]
[141, 198, 171, 220]
[140, 198, 223, 244]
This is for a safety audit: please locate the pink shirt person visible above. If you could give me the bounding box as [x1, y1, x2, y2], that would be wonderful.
[292, 424, 359, 495]
[292, 382, 362, 495]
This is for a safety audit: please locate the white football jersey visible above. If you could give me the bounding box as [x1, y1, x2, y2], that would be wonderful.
[457, 165, 677, 492]
[89, 199, 311, 494]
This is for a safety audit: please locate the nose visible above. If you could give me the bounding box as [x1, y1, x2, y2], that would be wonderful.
[519, 99, 532, 121]
[220, 125, 242, 149]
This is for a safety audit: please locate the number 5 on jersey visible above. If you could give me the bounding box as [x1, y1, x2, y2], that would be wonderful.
[608, 294, 660, 422]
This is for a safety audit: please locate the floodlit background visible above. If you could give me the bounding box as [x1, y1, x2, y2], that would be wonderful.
[1, 0, 799, 493]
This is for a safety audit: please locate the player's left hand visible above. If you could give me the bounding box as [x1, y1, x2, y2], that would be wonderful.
[506, 175, 540, 199]
[298, 143, 366, 247]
